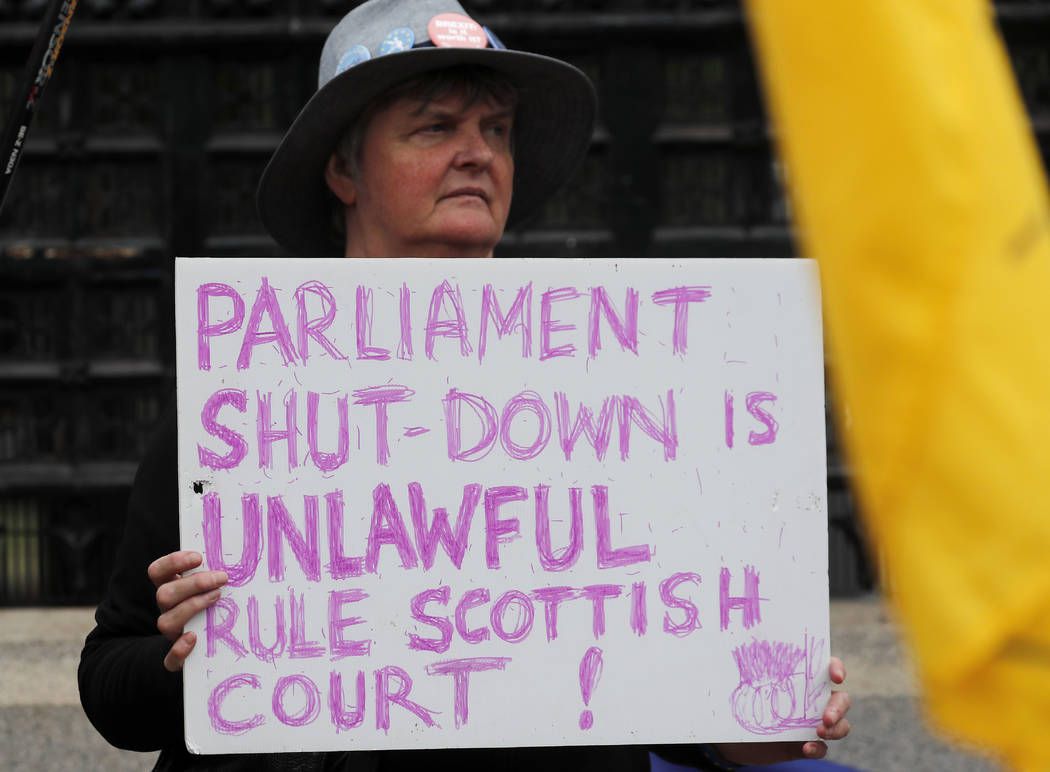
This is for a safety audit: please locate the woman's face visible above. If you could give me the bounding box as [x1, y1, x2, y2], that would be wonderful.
[330, 89, 515, 258]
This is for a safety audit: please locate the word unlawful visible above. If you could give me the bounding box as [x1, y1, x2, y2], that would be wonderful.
[196, 279, 716, 369]
[202, 482, 658, 584]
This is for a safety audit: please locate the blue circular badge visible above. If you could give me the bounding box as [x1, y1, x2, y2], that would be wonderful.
[379, 27, 415, 55]
[336, 45, 371, 75]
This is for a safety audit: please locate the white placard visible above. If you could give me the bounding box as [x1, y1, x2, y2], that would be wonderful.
[175, 257, 830, 755]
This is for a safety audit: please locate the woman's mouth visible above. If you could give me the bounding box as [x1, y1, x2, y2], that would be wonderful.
[442, 187, 489, 203]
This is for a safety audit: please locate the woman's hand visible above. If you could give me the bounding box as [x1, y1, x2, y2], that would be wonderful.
[715, 656, 851, 766]
[148, 550, 228, 672]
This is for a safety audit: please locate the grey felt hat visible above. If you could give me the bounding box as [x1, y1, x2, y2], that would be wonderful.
[256, 0, 597, 257]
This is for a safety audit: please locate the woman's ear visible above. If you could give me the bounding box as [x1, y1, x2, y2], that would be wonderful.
[325, 152, 357, 206]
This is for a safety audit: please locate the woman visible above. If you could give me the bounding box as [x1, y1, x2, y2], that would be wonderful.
[79, 1, 850, 769]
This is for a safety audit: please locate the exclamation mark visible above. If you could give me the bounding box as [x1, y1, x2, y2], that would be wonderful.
[578, 646, 604, 730]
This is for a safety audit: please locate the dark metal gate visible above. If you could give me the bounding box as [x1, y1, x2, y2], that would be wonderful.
[2, 0, 1048, 604]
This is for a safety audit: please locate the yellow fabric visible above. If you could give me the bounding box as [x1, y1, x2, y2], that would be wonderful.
[744, 1, 1050, 768]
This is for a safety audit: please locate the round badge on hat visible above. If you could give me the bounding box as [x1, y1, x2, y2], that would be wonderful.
[336, 45, 372, 74]
[379, 27, 415, 55]
[427, 13, 488, 49]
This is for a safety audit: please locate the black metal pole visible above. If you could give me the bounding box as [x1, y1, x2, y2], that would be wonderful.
[0, 0, 78, 216]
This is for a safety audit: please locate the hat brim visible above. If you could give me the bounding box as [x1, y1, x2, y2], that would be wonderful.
[256, 47, 597, 257]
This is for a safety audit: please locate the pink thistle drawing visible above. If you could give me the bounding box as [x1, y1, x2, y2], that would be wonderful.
[730, 638, 823, 734]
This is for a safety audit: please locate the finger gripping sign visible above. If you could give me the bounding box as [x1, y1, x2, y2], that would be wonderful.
[175, 257, 831, 754]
